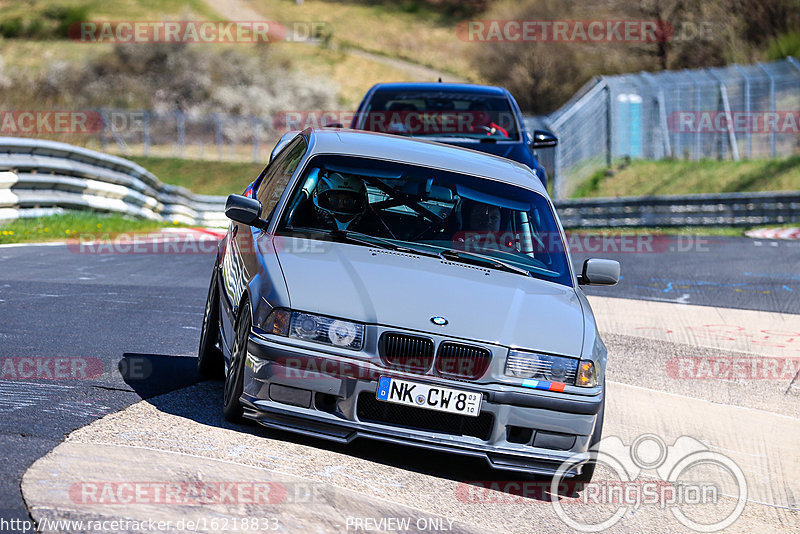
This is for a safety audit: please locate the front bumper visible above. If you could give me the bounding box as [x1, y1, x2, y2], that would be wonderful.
[243, 333, 603, 476]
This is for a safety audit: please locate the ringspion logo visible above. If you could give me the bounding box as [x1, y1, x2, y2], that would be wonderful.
[551, 434, 747, 532]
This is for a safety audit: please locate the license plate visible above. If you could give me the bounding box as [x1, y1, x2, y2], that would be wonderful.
[376, 376, 482, 417]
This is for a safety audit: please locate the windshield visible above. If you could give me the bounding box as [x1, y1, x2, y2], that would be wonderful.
[358, 90, 520, 140]
[277, 155, 572, 286]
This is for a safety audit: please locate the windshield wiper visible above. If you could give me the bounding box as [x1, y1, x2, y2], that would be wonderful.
[439, 248, 532, 277]
[332, 230, 443, 258]
[286, 227, 440, 258]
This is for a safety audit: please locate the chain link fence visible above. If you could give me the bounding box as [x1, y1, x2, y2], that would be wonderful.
[538, 57, 800, 199]
[94, 110, 279, 163]
[16, 57, 798, 200]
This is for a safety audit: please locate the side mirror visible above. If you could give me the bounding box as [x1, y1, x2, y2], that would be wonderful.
[578, 258, 619, 286]
[531, 129, 558, 148]
[225, 194, 267, 228]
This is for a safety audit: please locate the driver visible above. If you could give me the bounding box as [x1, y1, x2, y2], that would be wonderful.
[466, 201, 501, 232]
[455, 199, 514, 251]
[311, 171, 369, 231]
[468, 101, 509, 138]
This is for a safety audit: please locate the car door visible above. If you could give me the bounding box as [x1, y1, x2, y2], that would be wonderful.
[219, 136, 308, 353]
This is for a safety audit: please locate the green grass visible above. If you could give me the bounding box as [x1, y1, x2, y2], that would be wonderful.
[0, 212, 181, 244]
[0, 0, 222, 97]
[128, 156, 265, 196]
[0, 0, 218, 27]
[767, 31, 800, 60]
[246, 0, 476, 81]
[574, 156, 800, 198]
[0, 0, 474, 111]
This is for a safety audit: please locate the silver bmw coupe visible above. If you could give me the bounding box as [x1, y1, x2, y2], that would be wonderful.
[198, 128, 619, 482]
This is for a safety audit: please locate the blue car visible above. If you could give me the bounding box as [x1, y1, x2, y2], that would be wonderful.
[348, 83, 557, 188]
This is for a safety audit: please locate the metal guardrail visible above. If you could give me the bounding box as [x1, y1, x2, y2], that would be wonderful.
[0, 137, 227, 227]
[1, 137, 796, 231]
[554, 191, 800, 228]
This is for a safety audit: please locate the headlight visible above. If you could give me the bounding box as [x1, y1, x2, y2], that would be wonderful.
[290, 311, 364, 350]
[505, 350, 579, 384]
[264, 309, 364, 350]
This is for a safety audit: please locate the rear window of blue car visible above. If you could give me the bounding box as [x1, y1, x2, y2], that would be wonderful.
[278, 155, 572, 287]
[357, 90, 521, 141]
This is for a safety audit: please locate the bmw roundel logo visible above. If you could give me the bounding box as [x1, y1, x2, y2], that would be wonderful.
[430, 316, 448, 326]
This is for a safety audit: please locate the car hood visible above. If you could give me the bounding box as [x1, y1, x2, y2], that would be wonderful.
[274, 237, 584, 356]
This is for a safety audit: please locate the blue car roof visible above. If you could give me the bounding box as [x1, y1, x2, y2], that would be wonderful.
[367, 82, 508, 96]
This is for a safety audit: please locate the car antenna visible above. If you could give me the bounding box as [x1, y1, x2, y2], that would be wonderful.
[438, 77, 442, 83]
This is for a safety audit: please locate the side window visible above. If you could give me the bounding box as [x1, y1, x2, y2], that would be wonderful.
[256, 138, 308, 221]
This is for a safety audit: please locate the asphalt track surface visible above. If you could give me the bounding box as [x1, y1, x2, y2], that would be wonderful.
[1, 234, 798, 532]
[571, 234, 800, 314]
[0, 244, 210, 530]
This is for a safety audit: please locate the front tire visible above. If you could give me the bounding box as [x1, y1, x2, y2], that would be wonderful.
[198, 268, 224, 379]
[223, 304, 251, 423]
